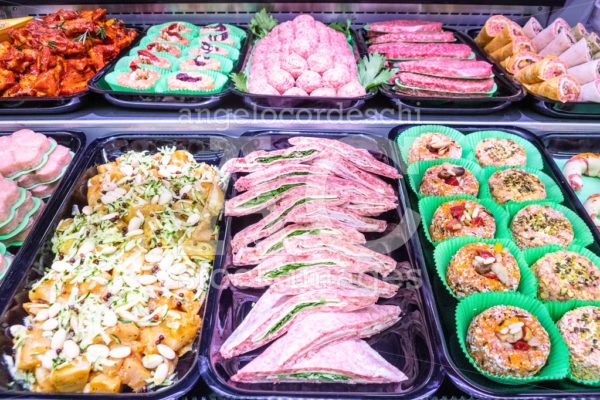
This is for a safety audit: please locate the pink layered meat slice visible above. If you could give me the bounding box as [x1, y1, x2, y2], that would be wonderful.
[222, 145, 321, 174]
[234, 163, 330, 192]
[269, 267, 399, 298]
[369, 31, 455, 44]
[287, 137, 399, 178]
[16, 145, 72, 189]
[0, 177, 22, 223]
[233, 222, 366, 266]
[369, 43, 472, 59]
[394, 60, 493, 79]
[231, 304, 401, 377]
[368, 20, 443, 33]
[232, 339, 407, 383]
[395, 72, 495, 93]
[29, 181, 60, 198]
[0, 192, 33, 235]
[219, 288, 379, 359]
[6, 201, 44, 243]
[0, 130, 52, 177]
[294, 205, 387, 232]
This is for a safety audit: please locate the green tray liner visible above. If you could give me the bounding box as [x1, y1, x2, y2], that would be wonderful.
[418, 194, 510, 246]
[22, 162, 69, 191]
[199, 23, 247, 40]
[6, 139, 57, 180]
[396, 125, 467, 166]
[394, 80, 497, 96]
[178, 53, 234, 74]
[480, 166, 565, 206]
[194, 33, 242, 50]
[387, 52, 477, 61]
[114, 54, 180, 74]
[407, 158, 484, 200]
[505, 201, 595, 249]
[104, 69, 162, 93]
[463, 130, 545, 170]
[146, 22, 199, 39]
[434, 237, 537, 299]
[0, 188, 27, 230]
[185, 41, 240, 61]
[0, 197, 42, 241]
[154, 70, 229, 95]
[455, 291, 570, 385]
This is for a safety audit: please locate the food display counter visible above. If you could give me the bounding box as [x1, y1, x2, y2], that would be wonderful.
[0, 1, 599, 399]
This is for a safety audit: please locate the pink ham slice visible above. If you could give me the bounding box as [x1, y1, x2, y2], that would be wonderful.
[29, 181, 60, 198]
[232, 339, 407, 383]
[0, 130, 52, 177]
[394, 60, 493, 79]
[395, 72, 495, 93]
[369, 31, 455, 44]
[0, 177, 23, 223]
[231, 304, 401, 377]
[0, 192, 33, 235]
[4, 201, 45, 244]
[368, 43, 472, 59]
[222, 145, 321, 174]
[16, 145, 71, 189]
[368, 20, 443, 33]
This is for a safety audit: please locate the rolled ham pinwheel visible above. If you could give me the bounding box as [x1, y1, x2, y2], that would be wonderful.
[490, 36, 535, 62]
[526, 74, 581, 102]
[533, 17, 570, 51]
[572, 23, 589, 41]
[475, 15, 510, 47]
[484, 22, 524, 54]
[539, 29, 575, 57]
[568, 59, 600, 85]
[501, 51, 542, 74]
[587, 32, 600, 54]
[580, 79, 600, 102]
[515, 56, 567, 84]
[523, 17, 543, 39]
[559, 38, 592, 68]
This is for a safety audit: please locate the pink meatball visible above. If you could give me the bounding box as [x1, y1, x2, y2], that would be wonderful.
[281, 52, 308, 78]
[311, 87, 337, 97]
[307, 52, 334, 73]
[283, 87, 309, 96]
[296, 70, 323, 94]
[337, 80, 366, 97]
[322, 66, 351, 89]
[248, 80, 279, 95]
[293, 14, 315, 26]
[291, 37, 312, 59]
[267, 68, 295, 93]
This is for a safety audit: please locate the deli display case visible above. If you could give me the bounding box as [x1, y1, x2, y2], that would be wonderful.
[0, 1, 599, 399]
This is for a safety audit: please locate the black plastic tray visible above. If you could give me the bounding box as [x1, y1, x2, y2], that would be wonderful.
[199, 129, 445, 399]
[358, 28, 524, 115]
[389, 124, 600, 399]
[88, 26, 250, 111]
[232, 30, 376, 112]
[0, 133, 238, 399]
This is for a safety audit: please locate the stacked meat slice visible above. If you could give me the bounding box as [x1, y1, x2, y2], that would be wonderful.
[219, 137, 407, 384]
[0, 175, 44, 247]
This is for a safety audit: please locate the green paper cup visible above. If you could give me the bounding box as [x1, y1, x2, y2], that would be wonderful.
[4, 241, 22, 248]
[0, 197, 42, 241]
[407, 158, 484, 199]
[480, 166, 564, 206]
[198, 23, 247, 40]
[187, 40, 240, 60]
[434, 237, 536, 299]
[196, 32, 242, 49]
[0, 188, 27, 230]
[7, 139, 57, 180]
[147, 22, 199, 39]
[418, 194, 510, 246]
[395, 125, 467, 166]
[104, 70, 162, 93]
[394, 80, 497, 96]
[506, 201, 595, 250]
[456, 291, 570, 385]
[155, 70, 229, 95]
[114, 54, 179, 74]
[464, 130, 544, 170]
[178, 53, 234, 74]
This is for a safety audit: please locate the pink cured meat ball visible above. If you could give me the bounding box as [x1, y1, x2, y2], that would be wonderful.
[248, 80, 279, 95]
[281, 52, 308, 78]
[307, 52, 334, 73]
[337, 80, 366, 97]
[311, 87, 337, 97]
[293, 14, 315, 26]
[291, 37, 312, 59]
[296, 70, 323, 94]
[323, 66, 351, 89]
[283, 87, 309, 96]
[267, 68, 295, 93]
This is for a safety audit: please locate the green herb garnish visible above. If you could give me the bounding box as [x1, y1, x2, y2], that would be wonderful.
[357, 52, 393, 91]
[230, 72, 248, 92]
[329, 18, 353, 41]
[266, 229, 323, 253]
[240, 183, 304, 208]
[255, 149, 316, 164]
[250, 8, 278, 39]
[264, 261, 335, 279]
[96, 26, 107, 40]
[278, 372, 351, 382]
[46, 41, 57, 49]
[260, 300, 328, 339]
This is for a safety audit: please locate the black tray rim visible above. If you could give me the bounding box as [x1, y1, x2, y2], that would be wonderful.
[198, 128, 446, 400]
[87, 25, 252, 111]
[388, 123, 600, 399]
[0, 132, 237, 400]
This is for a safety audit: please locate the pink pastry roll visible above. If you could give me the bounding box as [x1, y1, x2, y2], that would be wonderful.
[539, 29, 575, 57]
[559, 38, 592, 68]
[523, 17, 543, 40]
[568, 60, 600, 84]
[533, 18, 570, 51]
[580, 79, 600, 102]
[571, 23, 589, 41]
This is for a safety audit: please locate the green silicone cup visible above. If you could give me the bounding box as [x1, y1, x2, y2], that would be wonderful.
[198, 23, 247, 40]
[506, 201, 595, 250]
[154, 70, 229, 95]
[456, 291, 570, 385]
[545, 300, 600, 386]
[178, 53, 234, 74]
[434, 237, 537, 299]
[388, 52, 477, 61]
[480, 166, 565, 206]
[187, 40, 240, 60]
[464, 130, 545, 170]
[418, 194, 510, 246]
[0, 197, 41, 241]
[146, 22, 199, 39]
[23, 163, 69, 191]
[7, 139, 57, 180]
[0, 188, 27, 230]
[114, 54, 179, 74]
[396, 125, 467, 166]
[394, 80, 497, 96]
[104, 69, 162, 93]
[407, 158, 484, 199]
[195, 32, 243, 49]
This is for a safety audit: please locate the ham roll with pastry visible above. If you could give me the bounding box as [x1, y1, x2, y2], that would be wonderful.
[525, 74, 581, 102]
[523, 17, 543, 39]
[475, 15, 511, 47]
[584, 193, 600, 229]
[559, 38, 592, 68]
[533, 18, 570, 50]
[568, 59, 600, 85]
[563, 153, 600, 191]
[515, 57, 567, 84]
[501, 51, 541, 74]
